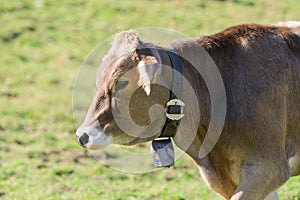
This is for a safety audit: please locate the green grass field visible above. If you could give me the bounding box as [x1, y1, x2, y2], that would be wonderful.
[1, 0, 300, 199]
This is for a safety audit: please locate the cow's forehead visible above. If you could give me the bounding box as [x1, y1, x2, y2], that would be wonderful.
[96, 53, 139, 87]
[95, 30, 158, 87]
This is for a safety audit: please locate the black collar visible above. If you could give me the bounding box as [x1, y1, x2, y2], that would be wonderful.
[165, 48, 183, 100]
[158, 48, 184, 138]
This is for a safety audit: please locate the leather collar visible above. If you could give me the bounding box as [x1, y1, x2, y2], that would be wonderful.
[158, 48, 183, 138]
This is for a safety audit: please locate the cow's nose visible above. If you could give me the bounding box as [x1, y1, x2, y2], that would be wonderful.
[78, 133, 89, 147]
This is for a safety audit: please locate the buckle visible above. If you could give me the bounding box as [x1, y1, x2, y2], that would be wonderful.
[165, 99, 185, 120]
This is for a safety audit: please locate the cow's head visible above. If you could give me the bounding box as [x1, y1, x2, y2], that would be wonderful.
[76, 30, 172, 149]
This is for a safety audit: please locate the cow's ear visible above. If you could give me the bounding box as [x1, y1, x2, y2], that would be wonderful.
[137, 56, 160, 96]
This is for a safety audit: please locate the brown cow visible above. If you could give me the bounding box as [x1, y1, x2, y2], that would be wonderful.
[76, 22, 300, 200]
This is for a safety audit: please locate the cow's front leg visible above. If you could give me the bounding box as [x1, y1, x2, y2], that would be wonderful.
[230, 158, 290, 200]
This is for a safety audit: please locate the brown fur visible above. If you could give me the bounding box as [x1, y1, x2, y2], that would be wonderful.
[181, 23, 300, 199]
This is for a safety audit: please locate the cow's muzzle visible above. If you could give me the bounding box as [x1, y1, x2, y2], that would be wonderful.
[76, 126, 112, 149]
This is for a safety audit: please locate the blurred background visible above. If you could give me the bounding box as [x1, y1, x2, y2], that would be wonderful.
[1, 0, 300, 199]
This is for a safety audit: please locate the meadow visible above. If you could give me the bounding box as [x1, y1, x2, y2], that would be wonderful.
[1, 0, 300, 199]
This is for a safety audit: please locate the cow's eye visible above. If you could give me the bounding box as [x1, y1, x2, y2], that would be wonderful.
[115, 80, 129, 91]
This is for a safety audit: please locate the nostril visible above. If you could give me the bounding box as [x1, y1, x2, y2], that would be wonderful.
[79, 133, 89, 146]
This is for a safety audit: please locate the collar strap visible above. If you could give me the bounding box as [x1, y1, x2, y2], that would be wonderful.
[158, 48, 185, 138]
[166, 49, 183, 99]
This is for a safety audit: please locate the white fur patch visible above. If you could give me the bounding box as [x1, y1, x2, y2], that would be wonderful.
[76, 126, 112, 149]
[240, 37, 248, 48]
[138, 61, 152, 95]
[277, 21, 300, 28]
[143, 84, 151, 96]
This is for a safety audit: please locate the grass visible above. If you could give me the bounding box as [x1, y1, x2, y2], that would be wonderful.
[1, 0, 300, 199]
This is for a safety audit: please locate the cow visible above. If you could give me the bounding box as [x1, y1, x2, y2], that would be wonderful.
[76, 22, 300, 200]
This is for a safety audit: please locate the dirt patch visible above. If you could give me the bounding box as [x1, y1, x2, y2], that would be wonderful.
[28, 149, 93, 169]
[0, 92, 18, 98]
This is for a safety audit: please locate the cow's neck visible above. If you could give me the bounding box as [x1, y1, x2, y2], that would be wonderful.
[156, 44, 212, 155]
[162, 43, 233, 197]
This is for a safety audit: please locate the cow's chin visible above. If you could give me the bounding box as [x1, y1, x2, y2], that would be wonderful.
[111, 133, 160, 146]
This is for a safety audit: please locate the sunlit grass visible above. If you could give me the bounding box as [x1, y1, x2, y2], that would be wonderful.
[1, 0, 300, 199]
